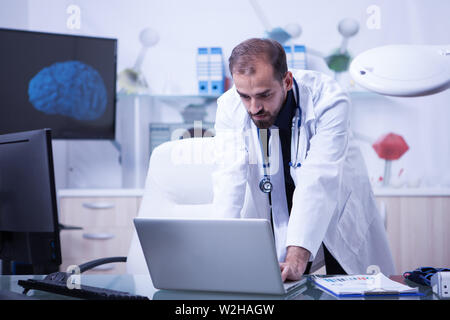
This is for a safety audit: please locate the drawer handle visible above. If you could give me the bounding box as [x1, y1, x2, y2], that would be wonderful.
[82, 202, 115, 210]
[82, 233, 115, 240]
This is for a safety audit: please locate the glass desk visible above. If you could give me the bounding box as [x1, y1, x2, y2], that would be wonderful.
[0, 274, 438, 300]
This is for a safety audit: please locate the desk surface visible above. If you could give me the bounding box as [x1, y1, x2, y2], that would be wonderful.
[0, 274, 437, 300]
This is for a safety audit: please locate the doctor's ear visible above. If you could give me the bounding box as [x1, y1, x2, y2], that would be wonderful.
[282, 71, 294, 91]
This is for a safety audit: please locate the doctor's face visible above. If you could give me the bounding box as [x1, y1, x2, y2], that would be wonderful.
[233, 60, 293, 129]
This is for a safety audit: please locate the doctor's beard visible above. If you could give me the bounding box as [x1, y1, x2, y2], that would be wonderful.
[248, 91, 287, 129]
[249, 111, 277, 129]
[248, 100, 283, 129]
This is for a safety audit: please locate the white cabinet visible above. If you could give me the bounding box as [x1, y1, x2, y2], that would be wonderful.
[375, 195, 450, 274]
[58, 191, 142, 274]
[57, 189, 450, 276]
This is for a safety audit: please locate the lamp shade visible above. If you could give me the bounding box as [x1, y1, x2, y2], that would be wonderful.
[350, 45, 450, 97]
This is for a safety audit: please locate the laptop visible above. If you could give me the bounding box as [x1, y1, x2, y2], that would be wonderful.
[133, 217, 307, 295]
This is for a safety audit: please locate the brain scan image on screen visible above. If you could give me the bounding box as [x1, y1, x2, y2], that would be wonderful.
[28, 60, 107, 121]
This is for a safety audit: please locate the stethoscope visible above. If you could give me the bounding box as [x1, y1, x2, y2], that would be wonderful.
[258, 78, 302, 194]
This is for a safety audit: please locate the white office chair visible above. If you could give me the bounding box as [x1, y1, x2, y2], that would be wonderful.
[126, 137, 325, 274]
[126, 137, 227, 274]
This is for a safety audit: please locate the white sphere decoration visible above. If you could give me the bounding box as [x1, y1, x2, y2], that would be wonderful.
[139, 27, 159, 47]
[284, 23, 302, 39]
[338, 18, 359, 38]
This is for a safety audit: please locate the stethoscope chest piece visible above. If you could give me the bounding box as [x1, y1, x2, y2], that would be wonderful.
[259, 176, 273, 193]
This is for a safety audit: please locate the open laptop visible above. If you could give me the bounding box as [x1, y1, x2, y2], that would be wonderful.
[133, 217, 307, 295]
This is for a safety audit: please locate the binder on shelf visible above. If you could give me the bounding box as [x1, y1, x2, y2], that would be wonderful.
[284, 45, 293, 69]
[196, 47, 209, 94]
[284, 45, 307, 70]
[293, 45, 307, 70]
[209, 47, 225, 95]
[196, 47, 225, 95]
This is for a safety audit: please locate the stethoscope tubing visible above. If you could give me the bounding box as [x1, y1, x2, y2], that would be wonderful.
[257, 78, 302, 193]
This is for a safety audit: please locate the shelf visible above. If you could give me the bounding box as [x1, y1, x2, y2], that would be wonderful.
[116, 92, 221, 100]
[57, 187, 450, 198]
[58, 188, 145, 198]
[373, 187, 450, 197]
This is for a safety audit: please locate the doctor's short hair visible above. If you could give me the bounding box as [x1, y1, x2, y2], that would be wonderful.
[228, 38, 288, 83]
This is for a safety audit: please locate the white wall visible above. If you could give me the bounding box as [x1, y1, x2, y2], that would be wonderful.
[1, 0, 449, 189]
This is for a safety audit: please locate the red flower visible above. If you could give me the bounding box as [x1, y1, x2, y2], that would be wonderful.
[372, 133, 409, 160]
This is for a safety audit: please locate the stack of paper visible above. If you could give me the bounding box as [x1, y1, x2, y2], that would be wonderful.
[311, 273, 421, 297]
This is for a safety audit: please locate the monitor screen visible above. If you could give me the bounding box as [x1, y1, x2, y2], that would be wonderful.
[0, 129, 61, 273]
[0, 28, 117, 139]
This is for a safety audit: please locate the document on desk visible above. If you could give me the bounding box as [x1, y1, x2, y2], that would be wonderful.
[310, 273, 422, 297]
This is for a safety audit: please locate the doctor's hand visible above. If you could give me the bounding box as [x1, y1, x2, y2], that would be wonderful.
[280, 246, 311, 282]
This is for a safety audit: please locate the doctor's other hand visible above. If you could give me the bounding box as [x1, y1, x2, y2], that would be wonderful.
[280, 246, 311, 282]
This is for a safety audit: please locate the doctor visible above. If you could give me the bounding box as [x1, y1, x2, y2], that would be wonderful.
[212, 38, 396, 281]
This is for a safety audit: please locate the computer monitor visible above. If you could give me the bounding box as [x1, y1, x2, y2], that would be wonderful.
[0, 28, 117, 139]
[0, 129, 61, 274]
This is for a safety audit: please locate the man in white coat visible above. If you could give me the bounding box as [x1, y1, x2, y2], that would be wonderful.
[212, 38, 395, 281]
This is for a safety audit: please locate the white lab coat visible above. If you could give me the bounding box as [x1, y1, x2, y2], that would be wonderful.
[211, 69, 396, 276]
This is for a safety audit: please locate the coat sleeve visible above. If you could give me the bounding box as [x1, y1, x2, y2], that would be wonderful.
[211, 90, 249, 218]
[286, 76, 351, 260]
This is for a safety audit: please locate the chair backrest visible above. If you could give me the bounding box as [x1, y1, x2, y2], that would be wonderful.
[126, 137, 221, 274]
[145, 137, 217, 206]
